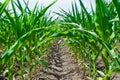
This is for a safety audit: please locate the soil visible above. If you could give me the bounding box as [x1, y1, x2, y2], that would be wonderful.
[34, 40, 120, 80]
[34, 41, 84, 80]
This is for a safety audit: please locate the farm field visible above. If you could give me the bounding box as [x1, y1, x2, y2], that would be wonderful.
[0, 0, 120, 80]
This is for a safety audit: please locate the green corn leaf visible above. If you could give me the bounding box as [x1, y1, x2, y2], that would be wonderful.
[15, 0, 24, 14]
[0, 0, 10, 17]
[4, 9, 14, 24]
[112, 0, 120, 19]
[33, 0, 57, 25]
[71, 2, 76, 20]
[79, 0, 92, 22]
[79, 0, 93, 30]
[40, 60, 48, 67]
[95, 0, 112, 42]
[23, 0, 31, 14]
[30, 2, 39, 23]
[90, 1, 95, 16]
[71, 1, 81, 24]
[30, 59, 48, 71]
[112, 67, 120, 73]
[104, 67, 120, 79]
[51, 23, 120, 66]
[0, 36, 8, 44]
[108, 2, 115, 19]
[11, 0, 22, 38]
[0, 27, 49, 71]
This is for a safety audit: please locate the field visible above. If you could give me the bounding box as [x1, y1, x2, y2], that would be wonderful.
[0, 0, 120, 80]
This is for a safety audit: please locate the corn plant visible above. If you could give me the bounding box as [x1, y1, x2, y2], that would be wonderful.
[0, 0, 58, 79]
[0, 0, 120, 80]
[55, 0, 120, 79]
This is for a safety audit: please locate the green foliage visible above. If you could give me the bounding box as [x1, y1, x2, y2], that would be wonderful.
[0, 0, 120, 80]
[0, 0, 10, 17]
[57, 0, 120, 79]
[0, 0, 57, 79]
[112, 0, 120, 19]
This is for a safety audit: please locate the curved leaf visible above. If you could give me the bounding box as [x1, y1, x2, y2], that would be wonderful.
[0, 27, 49, 71]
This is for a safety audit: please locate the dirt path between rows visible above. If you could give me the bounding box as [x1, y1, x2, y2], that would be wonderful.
[1, 40, 120, 80]
[30, 40, 120, 80]
[38, 41, 83, 80]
